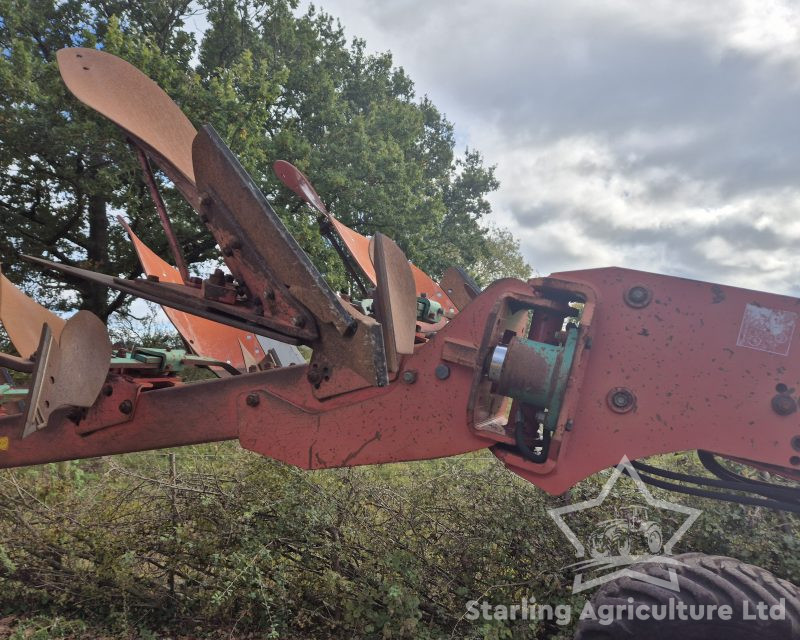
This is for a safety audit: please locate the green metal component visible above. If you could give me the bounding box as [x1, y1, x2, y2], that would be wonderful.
[134, 347, 186, 372]
[501, 341, 561, 408]
[110, 348, 241, 376]
[543, 326, 578, 431]
[351, 296, 441, 325]
[0, 384, 28, 405]
[416, 296, 443, 323]
[493, 326, 579, 432]
[110, 348, 189, 374]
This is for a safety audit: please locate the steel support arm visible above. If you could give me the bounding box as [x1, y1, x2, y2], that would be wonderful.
[1, 272, 798, 499]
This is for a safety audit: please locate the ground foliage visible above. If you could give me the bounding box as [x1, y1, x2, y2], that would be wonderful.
[0, 446, 796, 639]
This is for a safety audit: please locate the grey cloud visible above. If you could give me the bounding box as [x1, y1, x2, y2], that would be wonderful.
[336, 0, 800, 190]
[314, 0, 800, 294]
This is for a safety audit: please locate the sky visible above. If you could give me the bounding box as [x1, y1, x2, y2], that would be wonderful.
[283, 0, 800, 296]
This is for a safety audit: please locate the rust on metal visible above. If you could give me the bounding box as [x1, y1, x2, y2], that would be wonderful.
[193, 126, 353, 335]
[0, 352, 34, 373]
[440, 338, 479, 368]
[500, 267, 800, 493]
[307, 310, 388, 393]
[273, 160, 330, 217]
[0, 283, 501, 468]
[771, 393, 797, 416]
[440, 266, 480, 311]
[272, 160, 457, 310]
[1, 46, 794, 508]
[0, 270, 65, 359]
[492, 337, 553, 402]
[623, 284, 653, 308]
[133, 146, 190, 283]
[272, 160, 373, 295]
[119, 218, 265, 372]
[74, 375, 148, 436]
[23, 255, 314, 344]
[607, 387, 636, 413]
[330, 217, 377, 284]
[371, 233, 417, 373]
[22, 311, 111, 438]
[57, 48, 199, 205]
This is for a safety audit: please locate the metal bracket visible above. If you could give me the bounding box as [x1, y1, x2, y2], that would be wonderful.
[22, 312, 112, 438]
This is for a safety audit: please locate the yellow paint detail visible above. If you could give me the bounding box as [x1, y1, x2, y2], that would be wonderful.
[0, 436, 8, 451]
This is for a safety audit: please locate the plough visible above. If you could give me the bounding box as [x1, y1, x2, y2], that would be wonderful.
[1, 47, 799, 516]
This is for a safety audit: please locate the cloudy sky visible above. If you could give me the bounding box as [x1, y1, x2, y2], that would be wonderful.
[294, 0, 800, 296]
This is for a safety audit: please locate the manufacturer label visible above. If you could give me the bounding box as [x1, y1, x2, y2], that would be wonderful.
[736, 303, 797, 356]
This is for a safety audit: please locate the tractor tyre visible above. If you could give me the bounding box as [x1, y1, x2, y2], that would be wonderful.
[573, 553, 800, 639]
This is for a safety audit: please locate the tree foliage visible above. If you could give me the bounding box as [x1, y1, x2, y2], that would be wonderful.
[0, 0, 530, 320]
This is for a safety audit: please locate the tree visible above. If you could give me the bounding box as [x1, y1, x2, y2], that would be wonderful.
[0, 0, 529, 320]
[471, 225, 533, 287]
[0, 0, 201, 318]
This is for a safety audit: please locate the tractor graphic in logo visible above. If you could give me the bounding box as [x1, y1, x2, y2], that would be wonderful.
[589, 504, 663, 559]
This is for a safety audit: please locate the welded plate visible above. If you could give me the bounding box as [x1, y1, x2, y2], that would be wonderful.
[440, 266, 481, 311]
[23, 255, 313, 343]
[371, 233, 417, 373]
[22, 311, 111, 438]
[0, 271, 65, 359]
[256, 336, 305, 366]
[332, 218, 377, 283]
[57, 47, 198, 203]
[193, 126, 355, 335]
[120, 217, 265, 370]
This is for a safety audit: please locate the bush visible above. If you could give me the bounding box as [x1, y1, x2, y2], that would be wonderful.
[0, 448, 796, 638]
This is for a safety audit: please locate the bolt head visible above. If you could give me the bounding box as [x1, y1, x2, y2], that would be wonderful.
[629, 288, 646, 302]
[402, 370, 417, 384]
[607, 387, 636, 413]
[434, 364, 450, 380]
[612, 393, 629, 407]
[624, 285, 652, 308]
[118, 399, 133, 415]
[246, 392, 260, 407]
[772, 394, 797, 416]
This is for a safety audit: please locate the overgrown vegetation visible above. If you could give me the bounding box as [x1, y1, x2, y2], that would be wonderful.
[0, 449, 796, 638]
